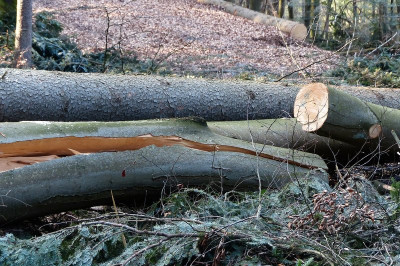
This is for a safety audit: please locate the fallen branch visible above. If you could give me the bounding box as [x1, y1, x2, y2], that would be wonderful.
[0, 118, 328, 223]
[197, 0, 307, 40]
[208, 118, 357, 161]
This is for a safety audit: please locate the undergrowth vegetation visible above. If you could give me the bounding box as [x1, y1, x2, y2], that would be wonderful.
[0, 6, 400, 266]
[1, 176, 399, 265]
[330, 50, 400, 88]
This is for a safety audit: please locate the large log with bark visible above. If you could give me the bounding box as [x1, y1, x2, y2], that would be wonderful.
[0, 69, 399, 122]
[0, 118, 328, 223]
[197, 0, 307, 40]
[208, 118, 357, 161]
[294, 83, 400, 156]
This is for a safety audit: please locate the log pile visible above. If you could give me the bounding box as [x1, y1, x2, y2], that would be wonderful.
[0, 68, 399, 224]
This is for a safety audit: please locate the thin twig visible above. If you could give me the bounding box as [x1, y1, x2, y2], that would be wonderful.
[118, 237, 173, 266]
[365, 32, 398, 57]
[110, 190, 127, 248]
[83, 220, 200, 238]
[391, 130, 400, 149]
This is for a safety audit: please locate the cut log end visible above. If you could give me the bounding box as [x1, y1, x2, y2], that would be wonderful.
[289, 24, 307, 41]
[369, 124, 382, 139]
[294, 83, 329, 132]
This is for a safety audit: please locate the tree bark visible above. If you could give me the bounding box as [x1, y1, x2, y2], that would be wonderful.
[249, 0, 263, 11]
[287, 0, 294, 19]
[311, 0, 320, 37]
[294, 83, 400, 156]
[323, 0, 333, 40]
[0, 68, 399, 122]
[304, 0, 311, 28]
[397, 0, 400, 29]
[378, 1, 388, 39]
[198, 0, 307, 40]
[13, 0, 32, 68]
[0, 118, 328, 223]
[208, 118, 357, 161]
[267, 0, 280, 16]
[278, 0, 285, 18]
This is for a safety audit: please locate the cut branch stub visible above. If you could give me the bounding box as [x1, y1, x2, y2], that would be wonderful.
[369, 124, 382, 139]
[293, 83, 329, 132]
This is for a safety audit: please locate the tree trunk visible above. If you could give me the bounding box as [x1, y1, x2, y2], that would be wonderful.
[0, 68, 400, 122]
[391, 0, 394, 26]
[267, 0, 280, 16]
[397, 0, 400, 30]
[311, 0, 320, 37]
[249, 0, 263, 11]
[13, 0, 32, 68]
[304, 0, 311, 28]
[378, 1, 388, 39]
[352, 0, 357, 34]
[323, 0, 333, 40]
[288, 0, 294, 19]
[294, 83, 400, 156]
[0, 118, 328, 223]
[278, 0, 285, 18]
[198, 0, 307, 40]
[372, 0, 376, 19]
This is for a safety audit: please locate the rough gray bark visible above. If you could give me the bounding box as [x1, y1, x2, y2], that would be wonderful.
[0, 118, 328, 223]
[0, 69, 399, 122]
[14, 0, 32, 68]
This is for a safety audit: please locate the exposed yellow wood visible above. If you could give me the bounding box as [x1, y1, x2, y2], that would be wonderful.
[0, 135, 321, 172]
[293, 83, 329, 132]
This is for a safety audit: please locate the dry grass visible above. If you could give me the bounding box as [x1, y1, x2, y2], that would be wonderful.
[33, 0, 341, 77]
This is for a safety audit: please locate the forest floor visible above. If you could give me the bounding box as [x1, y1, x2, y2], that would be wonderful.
[0, 1, 399, 265]
[33, 0, 341, 79]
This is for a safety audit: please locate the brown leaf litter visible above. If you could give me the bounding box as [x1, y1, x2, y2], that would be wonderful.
[33, 0, 341, 77]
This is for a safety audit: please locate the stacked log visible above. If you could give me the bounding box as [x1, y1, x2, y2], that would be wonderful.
[1, 68, 399, 223]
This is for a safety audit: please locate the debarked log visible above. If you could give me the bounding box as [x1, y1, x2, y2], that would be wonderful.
[1, 68, 400, 122]
[294, 83, 400, 155]
[197, 0, 307, 40]
[0, 118, 328, 223]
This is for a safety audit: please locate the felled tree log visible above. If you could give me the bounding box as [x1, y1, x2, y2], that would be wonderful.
[197, 0, 307, 40]
[208, 118, 357, 161]
[0, 68, 399, 122]
[294, 83, 400, 155]
[0, 118, 328, 223]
